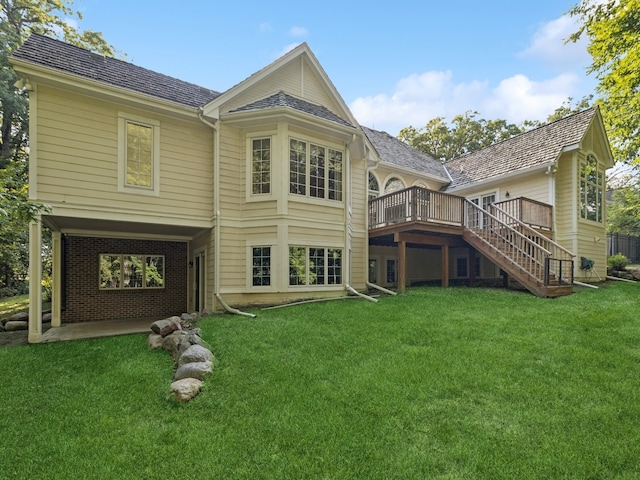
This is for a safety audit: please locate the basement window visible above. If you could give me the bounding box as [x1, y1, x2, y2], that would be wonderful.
[99, 254, 165, 289]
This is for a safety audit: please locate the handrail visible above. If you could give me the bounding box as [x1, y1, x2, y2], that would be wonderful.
[492, 197, 553, 230]
[491, 204, 575, 259]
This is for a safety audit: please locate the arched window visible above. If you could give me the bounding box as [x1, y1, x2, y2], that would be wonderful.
[384, 177, 405, 194]
[368, 173, 379, 200]
[579, 154, 603, 223]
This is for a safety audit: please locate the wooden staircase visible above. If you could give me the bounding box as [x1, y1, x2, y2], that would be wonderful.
[462, 200, 574, 297]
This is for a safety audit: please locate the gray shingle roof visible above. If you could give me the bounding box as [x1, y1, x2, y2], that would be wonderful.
[11, 34, 220, 108]
[362, 126, 450, 181]
[229, 91, 355, 128]
[445, 107, 598, 190]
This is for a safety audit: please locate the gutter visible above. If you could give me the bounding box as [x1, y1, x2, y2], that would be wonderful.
[198, 111, 256, 318]
[346, 284, 378, 303]
[366, 281, 397, 296]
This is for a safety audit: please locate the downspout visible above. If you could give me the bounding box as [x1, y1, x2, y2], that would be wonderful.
[198, 110, 256, 318]
[343, 132, 377, 304]
[363, 142, 397, 296]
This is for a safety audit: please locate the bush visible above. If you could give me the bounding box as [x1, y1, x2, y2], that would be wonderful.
[607, 253, 629, 271]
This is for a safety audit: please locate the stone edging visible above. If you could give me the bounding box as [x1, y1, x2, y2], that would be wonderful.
[148, 314, 215, 403]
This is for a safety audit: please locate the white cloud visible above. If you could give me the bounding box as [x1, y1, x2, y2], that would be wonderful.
[350, 70, 581, 136]
[289, 26, 308, 37]
[518, 15, 591, 69]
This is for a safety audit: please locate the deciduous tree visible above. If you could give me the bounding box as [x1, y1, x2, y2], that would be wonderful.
[569, 0, 640, 165]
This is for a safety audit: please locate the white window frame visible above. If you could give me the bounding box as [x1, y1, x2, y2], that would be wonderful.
[288, 245, 344, 288]
[118, 112, 160, 196]
[579, 153, 604, 224]
[246, 134, 274, 200]
[250, 245, 273, 289]
[288, 136, 344, 203]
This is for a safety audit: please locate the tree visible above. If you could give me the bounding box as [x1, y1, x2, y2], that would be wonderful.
[398, 111, 525, 162]
[607, 174, 640, 235]
[523, 96, 594, 129]
[569, 0, 640, 165]
[0, 0, 116, 295]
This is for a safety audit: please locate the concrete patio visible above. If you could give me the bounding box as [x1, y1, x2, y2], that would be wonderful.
[41, 318, 152, 343]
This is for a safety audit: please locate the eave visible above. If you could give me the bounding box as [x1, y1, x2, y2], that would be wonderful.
[10, 58, 201, 121]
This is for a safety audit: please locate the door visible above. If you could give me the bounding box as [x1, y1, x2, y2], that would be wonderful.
[194, 252, 205, 312]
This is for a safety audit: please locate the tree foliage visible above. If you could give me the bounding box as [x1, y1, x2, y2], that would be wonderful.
[569, 0, 640, 165]
[607, 174, 640, 235]
[0, 0, 116, 295]
[398, 111, 525, 162]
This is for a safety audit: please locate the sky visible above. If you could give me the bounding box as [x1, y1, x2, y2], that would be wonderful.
[73, 0, 596, 137]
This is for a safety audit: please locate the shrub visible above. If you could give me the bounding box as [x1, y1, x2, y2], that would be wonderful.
[607, 253, 629, 271]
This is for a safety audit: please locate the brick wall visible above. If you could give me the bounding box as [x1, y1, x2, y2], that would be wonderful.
[62, 236, 187, 323]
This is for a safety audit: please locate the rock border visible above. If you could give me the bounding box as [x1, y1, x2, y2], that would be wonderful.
[148, 313, 215, 403]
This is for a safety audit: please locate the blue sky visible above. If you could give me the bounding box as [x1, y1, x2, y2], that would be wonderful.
[74, 0, 595, 136]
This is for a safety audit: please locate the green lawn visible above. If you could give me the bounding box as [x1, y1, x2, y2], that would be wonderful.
[1, 283, 639, 479]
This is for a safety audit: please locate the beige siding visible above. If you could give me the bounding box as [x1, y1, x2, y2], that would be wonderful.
[36, 85, 213, 222]
[221, 58, 341, 118]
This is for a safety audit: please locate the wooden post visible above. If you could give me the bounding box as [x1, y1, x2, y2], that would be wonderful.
[398, 240, 406, 293]
[442, 244, 449, 288]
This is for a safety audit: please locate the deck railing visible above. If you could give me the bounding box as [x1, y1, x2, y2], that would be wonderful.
[368, 186, 464, 229]
[492, 197, 553, 231]
[463, 200, 573, 286]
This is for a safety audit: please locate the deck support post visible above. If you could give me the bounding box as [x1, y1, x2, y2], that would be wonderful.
[441, 244, 449, 287]
[398, 240, 406, 293]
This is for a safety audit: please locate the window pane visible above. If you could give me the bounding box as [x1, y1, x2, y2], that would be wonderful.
[252, 138, 271, 194]
[145, 256, 164, 288]
[368, 259, 377, 283]
[309, 248, 325, 285]
[252, 247, 271, 286]
[309, 145, 325, 198]
[289, 139, 306, 195]
[289, 246, 306, 285]
[123, 255, 144, 288]
[384, 177, 404, 194]
[368, 173, 379, 192]
[100, 255, 121, 289]
[126, 122, 153, 187]
[327, 248, 342, 285]
[328, 149, 342, 201]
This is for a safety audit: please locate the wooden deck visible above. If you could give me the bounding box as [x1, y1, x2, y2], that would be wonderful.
[368, 187, 574, 297]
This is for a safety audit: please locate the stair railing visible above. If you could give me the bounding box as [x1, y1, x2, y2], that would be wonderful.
[463, 200, 557, 286]
[490, 203, 575, 285]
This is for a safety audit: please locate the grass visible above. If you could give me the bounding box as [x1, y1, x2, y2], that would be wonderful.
[1, 282, 639, 479]
[0, 293, 50, 318]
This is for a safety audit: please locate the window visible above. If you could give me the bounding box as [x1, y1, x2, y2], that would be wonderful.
[384, 177, 405, 194]
[456, 257, 468, 278]
[386, 259, 397, 284]
[251, 138, 271, 194]
[368, 258, 377, 283]
[289, 246, 343, 286]
[580, 154, 603, 223]
[289, 138, 343, 201]
[99, 254, 164, 289]
[118, 113, 160, 195]
[368, 173, 379, 200]
[252, 247, 271, 286]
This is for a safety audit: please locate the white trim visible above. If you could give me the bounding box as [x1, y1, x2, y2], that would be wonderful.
[117, 112, 160, 196]
[246, 243, 276, 291]
[245, 133, 275, 202]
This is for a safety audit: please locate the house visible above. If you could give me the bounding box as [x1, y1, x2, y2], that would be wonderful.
[10, 35, 614, 344]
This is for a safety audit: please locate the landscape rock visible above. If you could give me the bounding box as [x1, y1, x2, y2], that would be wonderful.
[170, 378, 203, 403]
[162, 330, 190, 361]
[42, 312, 52, 322]
[9, 312, 28, 322]
[177, 344, 213, 366]
[147, 333, 164, 350]
[632, 269, 640, 281]
[1, 317, 9, 327]
[173, 361, 213, 381]
[150, 317, 182, 336]
[4, 320, 29, 331]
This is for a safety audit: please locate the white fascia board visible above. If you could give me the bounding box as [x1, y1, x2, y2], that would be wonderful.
[445, 161, 556, 195]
